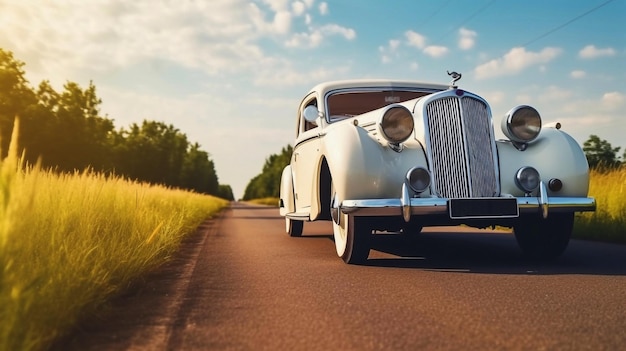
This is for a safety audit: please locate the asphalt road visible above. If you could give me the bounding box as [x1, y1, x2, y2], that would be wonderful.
[61, 202, 626, 350]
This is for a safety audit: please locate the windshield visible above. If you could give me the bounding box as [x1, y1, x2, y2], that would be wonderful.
[326, 90, 431, 122]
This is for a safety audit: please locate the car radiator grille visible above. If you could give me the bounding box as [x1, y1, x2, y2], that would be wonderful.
[425, 96, 498, 198]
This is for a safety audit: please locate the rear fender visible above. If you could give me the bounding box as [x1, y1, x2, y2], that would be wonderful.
[279, 165, 295, 216]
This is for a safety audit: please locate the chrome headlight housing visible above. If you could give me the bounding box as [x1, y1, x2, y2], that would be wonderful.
[501, 105, 542, 143]
[378, 106, 414, 143]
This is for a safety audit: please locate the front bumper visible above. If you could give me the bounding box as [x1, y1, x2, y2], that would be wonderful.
[340, 183, 596, 222]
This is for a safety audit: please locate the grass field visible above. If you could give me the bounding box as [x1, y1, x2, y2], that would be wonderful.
[0, 123, 229, 351]
[573, 167, 626, 243]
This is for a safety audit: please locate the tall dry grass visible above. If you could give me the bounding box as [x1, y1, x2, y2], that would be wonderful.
[0, 120, 228, 351]
[574, 167, 626, 243]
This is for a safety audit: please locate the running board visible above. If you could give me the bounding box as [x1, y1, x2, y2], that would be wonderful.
[285, 212, 310, 221]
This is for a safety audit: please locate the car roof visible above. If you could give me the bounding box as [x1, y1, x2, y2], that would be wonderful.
[308, 79, 450, 95]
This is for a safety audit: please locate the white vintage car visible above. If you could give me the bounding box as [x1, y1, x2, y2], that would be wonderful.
[279, 73, 596, 264]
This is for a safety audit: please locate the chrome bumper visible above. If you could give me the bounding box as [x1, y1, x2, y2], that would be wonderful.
[340, 183, 596, 222]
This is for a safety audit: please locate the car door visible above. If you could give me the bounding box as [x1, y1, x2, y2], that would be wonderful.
[292, 94, 322, 215]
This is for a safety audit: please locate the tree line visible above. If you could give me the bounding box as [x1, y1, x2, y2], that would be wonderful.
[583, 134, 625, 170]
[0, 48, 234, 200]
[242, 145, 292, 200]
[242, 136, 624, 201]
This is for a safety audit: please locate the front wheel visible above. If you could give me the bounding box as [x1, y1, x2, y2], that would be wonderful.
[514, 213, 574, 261]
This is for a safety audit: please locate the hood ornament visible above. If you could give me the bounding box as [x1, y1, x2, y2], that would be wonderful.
[447, 70, 462, 88]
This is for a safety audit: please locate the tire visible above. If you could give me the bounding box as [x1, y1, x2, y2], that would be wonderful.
[333, 213, 371, 264]
[331, 179, 370, 264]
[513, 213, 574, 261]
[286, 217, 303, 237]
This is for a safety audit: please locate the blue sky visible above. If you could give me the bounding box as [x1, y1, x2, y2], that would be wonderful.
[1, 0, 624, 198]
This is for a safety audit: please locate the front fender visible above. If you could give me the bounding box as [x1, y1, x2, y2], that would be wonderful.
[321, 122, 427, 203]
[498, 128, 590, 197]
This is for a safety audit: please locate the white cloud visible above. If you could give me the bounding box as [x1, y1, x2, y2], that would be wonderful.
[379, 39, 400, 63]
[0, 1, 282, 83]
[482, 91, 505, 105]
[252, 65, 351, 87]
[285, 30, 323, 48]
[458, 27, 477, 50]
[537, 86, 573, 103]
[261, 0, 290, 12]
[403, 30, 447, 57]
[0, 0, 355, 101]
[579, 45, 616, 59]
[285, 24, 355, 48]
[380, 55, 392, 64]
[319, 2, 329, 15]
[474, 47, 562, 79]
[272, 11, 293, 34]
[409, 62, 419, 71]
[405, 30, 426, 49]
[423, 45, 448, 58]
[601, 91, 625, 110]
[249, 4, 293, 35]
[321, 24, 356, 40]
[388, 39, 401, 51]
[570, 70, 586, 79]
[292, 1, 307, 16]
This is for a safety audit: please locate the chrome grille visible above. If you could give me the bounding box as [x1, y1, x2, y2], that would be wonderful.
[425, 96, 497, 198]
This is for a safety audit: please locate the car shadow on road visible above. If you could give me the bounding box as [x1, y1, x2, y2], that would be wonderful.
[360, 231, 626, 276]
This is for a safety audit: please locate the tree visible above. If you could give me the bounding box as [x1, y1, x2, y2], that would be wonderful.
[180, 142, 219, 195]
[583, 135, 621, 169]
[0, 48, 227, 195]
[0, 48, 37, 157]
[43, 81, 115, 171]
[217, 184, 235, 201]
[243, 145, 292, 200]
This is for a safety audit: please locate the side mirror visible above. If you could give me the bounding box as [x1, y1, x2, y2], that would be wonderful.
[303, 105, 320, 124]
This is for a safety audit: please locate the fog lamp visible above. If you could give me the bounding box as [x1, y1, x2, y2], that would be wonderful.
[515, 167, 540, 193]
[406, 167, 431, 193]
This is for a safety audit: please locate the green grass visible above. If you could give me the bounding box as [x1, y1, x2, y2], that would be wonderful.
[246, 197, 280, 207]
[574, 167, 626, 243]
[0, 120, 229, 351]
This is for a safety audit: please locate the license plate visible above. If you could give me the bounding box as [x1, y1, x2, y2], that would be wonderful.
[448, 198, 519, 219]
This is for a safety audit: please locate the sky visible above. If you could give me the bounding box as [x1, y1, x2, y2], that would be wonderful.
[0, 0, 624, 198]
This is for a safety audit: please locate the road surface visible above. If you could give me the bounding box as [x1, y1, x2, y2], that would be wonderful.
[60, 202, 626, 350]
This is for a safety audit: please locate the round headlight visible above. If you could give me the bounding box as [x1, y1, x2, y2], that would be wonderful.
[501, 105, 542, 143]
[379, 106, 414, 143]
[515, 166, 540, 193]
[406, 167, 431, 193]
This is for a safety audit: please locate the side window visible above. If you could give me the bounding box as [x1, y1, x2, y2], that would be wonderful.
[297, 95, 318, 135]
